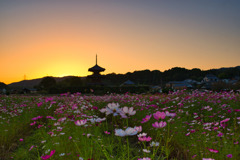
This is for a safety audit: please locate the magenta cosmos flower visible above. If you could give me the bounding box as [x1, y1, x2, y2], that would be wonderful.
[41, 150, 55, 160]
[152, 121, 167, 128]
[141, 115, 152, 123]
[138, 136, 152, 142]
[208, 148, 219, 153]
[153, 111, 166, 120]
[226, 154, 232, 158]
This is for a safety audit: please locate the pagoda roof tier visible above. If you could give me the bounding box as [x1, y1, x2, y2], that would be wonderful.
[88, 64, 105, 72]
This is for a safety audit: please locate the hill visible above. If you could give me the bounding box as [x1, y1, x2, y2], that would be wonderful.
[8, 76, 78, 89]
[7, 66, 240, 89]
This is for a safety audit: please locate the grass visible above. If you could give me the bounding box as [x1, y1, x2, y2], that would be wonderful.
[0, 90, 240, 160]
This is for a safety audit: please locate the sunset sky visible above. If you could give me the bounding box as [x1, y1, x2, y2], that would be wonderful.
[1, 0, 240, 84]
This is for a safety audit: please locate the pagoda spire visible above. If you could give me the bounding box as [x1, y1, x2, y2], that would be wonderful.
[96, 54, 97, 65]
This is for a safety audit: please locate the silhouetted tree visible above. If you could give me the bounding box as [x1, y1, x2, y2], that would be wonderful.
[0, 82, 7, 89]
[39, 77, 56, 91]
[58, 77, 84, 87]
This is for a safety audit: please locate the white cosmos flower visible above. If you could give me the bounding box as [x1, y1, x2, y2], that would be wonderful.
[125, 127, 138, 136]
[150, 141, 159, 147]
[75, 119, 87, 126]
[88, 117, 106, 123]
[122, 107, 136, 116]
[106, 103, 121, 116]
[115, 127, 138, 137]
[143, 149, 151, 153]
[165, 111, 176, 117]
[99, 108, 106, 113]
[59, 153, 65, 156]
[138, 133, 147, 137]
[115, 129, 126, 137]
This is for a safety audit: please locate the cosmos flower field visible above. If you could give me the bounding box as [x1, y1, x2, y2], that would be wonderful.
[0, 90, 240, 160]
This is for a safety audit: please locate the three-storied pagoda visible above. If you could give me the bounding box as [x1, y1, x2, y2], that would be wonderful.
[88, 55, 105, 84]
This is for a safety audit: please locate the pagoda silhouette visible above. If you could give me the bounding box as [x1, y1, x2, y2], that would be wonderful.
[87, 55, 105, 85]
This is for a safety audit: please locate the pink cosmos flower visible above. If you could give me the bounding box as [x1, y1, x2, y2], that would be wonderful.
[92, 106, 98, 110]
[19, 138, 23, 142]
[202, 159, 215, 160]
[41, 150, 55, 160]
[48, 131, 54, 136]
[30, 121, 36, 126]
[138, 157, 151, 160]
[104, 131, 110, 134]
[138, 136, 152, 142]
[226, 154, 232, 158]
[152, 121, 167, 128]
[220, 118, 230, 123]
[32, 116, 43, 121]
[134, 126, 142, 133]
[153, 111, 166, 120]
[58, 117, 66, 122]
[29, 145, 34, 151]
[46, 116, 55, 119]
[141, 115, 152, 123]
[37, 102, 43, 107]
[75, 119, 87, 126]
[217, 132, 223, 137]
[208, 148, 219, 153]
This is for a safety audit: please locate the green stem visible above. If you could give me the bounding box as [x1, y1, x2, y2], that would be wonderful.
[126, 118, 130, 159]
[127, 136, 130, 160]
[93, 138, 110, 160]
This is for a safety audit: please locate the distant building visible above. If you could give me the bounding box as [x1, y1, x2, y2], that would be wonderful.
[87, 55, 105, 85]
[120, 80, 135, 87]
[202, 74, 219, 83]
[201, 74, 219, 89]
[166, 81, 192, 90]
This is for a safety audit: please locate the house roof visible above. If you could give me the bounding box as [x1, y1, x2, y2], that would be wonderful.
[205, 74, 218, 78]
[120, 80, 135, 86]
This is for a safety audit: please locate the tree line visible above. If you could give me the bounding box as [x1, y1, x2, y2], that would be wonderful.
[34, 66, 240, 94]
